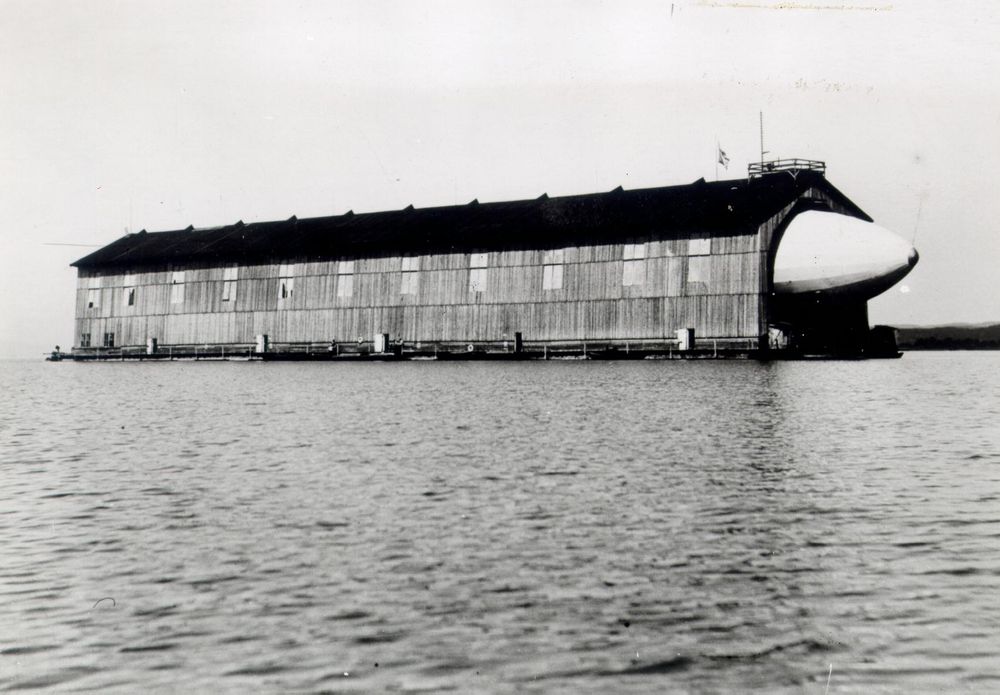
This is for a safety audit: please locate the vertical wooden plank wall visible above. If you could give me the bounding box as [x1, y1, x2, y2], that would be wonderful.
[75, 231, 764, 348]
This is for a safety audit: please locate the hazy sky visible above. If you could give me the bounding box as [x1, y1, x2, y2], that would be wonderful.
[2, 0, 998, 357]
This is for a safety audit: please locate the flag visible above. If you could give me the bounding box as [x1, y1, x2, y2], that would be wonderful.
[717, 147, 730, 169]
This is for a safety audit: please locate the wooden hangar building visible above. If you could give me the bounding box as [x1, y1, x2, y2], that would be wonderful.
[69, 160, 914, 360]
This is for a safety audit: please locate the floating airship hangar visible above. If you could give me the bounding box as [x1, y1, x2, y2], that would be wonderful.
[69, 159, 918, 360]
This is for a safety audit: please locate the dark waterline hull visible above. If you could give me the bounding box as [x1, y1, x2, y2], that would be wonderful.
[60, 346, 902, 362]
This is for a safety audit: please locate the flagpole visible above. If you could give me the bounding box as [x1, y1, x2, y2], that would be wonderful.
[759, 111, 765, 166]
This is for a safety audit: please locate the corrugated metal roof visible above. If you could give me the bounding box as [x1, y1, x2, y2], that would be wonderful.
[72, 171, 869, 269]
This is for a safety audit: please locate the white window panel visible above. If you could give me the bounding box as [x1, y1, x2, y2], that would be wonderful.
[623, 259, 645, 286]
[337, 274, 354, 297]
[469, 268, 487, 292]
[401, 271, 418, 295]
[222, 265, 238, 303]
[337, 260, 355, 298]
[688, 256, 712, 287]
[123, 274, 137, 287]
[542, 264, 563, 290]
[689, 236, 711, 256]
[279, 277, 294, 300]
[624, 243, 646, 260]
[172, 271, 185, 284]
[89, 276, 102, 289]
[401, 256, 419, 272]
[170, 283, 185, 304]
[470, 252, 489, 268]
[278, 263, 296, 277]
[542, 248, 564, 265]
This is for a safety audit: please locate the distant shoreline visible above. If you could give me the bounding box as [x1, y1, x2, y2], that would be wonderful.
[902, 346, 1000, 351]
[895, 324, 1000, 351]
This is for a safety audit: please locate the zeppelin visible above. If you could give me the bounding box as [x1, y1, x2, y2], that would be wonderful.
[773, 210, 918, 298]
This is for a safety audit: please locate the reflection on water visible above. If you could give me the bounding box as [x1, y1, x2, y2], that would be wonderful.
[1, 353, 999, 693]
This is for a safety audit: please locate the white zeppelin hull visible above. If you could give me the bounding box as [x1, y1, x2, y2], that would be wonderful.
[773, 210, 918, 299]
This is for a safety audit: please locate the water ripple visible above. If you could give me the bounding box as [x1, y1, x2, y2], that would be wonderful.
[1, 354, 998, 692]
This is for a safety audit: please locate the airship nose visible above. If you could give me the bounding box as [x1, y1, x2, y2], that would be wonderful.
[773, 210, 919, 299]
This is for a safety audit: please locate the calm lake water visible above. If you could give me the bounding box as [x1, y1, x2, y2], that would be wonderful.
[1, 352, 999, 693]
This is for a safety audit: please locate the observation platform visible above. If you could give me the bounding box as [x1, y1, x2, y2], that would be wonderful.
[749, 159, 826, 179]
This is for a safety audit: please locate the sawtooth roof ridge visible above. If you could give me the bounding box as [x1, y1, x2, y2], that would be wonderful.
[72, 171, 867, 269]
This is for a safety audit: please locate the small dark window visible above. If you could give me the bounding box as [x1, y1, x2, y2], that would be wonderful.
[125, 287, 136, 306]
[103, 333, 115, 348]
[80, 333, 91, 348]
[278, 263, 296, 307]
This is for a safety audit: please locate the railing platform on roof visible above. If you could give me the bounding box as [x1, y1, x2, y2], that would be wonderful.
[748, 158, 826, 179]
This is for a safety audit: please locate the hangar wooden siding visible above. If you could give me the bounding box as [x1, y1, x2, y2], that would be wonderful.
[74, 231, 761, 348]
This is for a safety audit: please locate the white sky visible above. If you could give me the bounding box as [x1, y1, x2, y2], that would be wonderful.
[2, 0, 998, 357]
